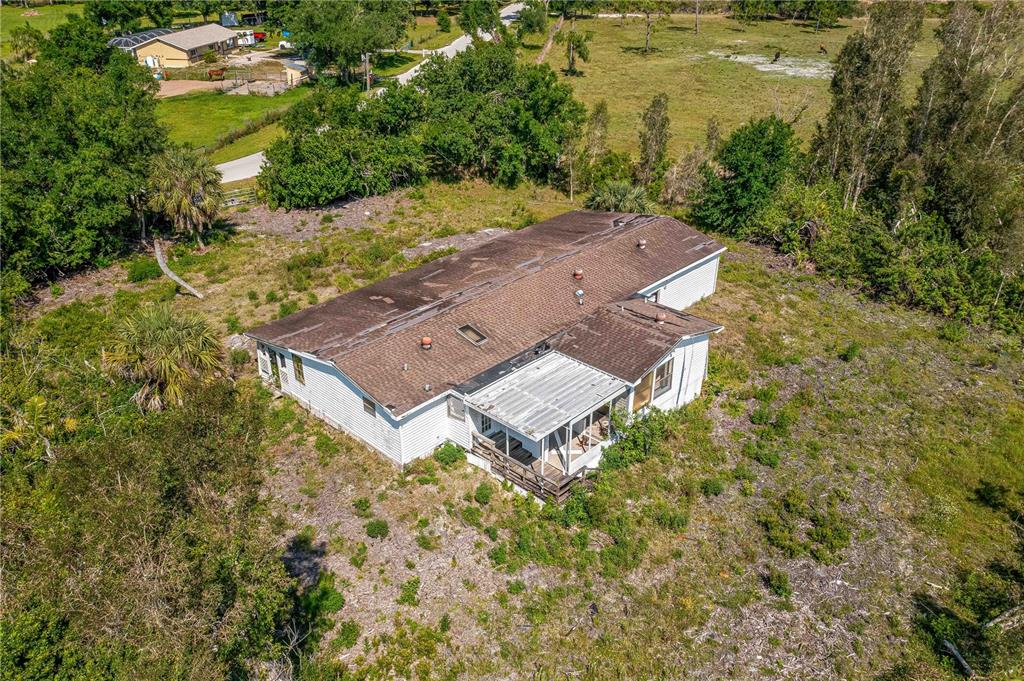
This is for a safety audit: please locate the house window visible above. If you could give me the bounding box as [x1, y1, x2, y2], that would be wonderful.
[278, 353, 286, 368]
[258, 354, 269, 375]
[362, 396, 376, 416]
[654, 358, 674, 397]
[480, 414, 492, 434]
[457, 324, 487, 346]
[447, 396, 465, 420]
[633, 372, 654, 412]
[293, 355, 305, 385]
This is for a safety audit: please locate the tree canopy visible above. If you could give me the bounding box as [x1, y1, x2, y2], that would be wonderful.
[260, 42, 585, 209]
[1, 18, 164, 303]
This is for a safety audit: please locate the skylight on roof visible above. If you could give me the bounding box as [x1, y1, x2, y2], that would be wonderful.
[458, 324, 487, 346]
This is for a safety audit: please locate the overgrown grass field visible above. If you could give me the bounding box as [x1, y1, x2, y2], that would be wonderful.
[541, 13, 941, 156]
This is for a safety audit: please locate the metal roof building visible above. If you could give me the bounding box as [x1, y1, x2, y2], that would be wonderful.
[107, 28, 175, 54]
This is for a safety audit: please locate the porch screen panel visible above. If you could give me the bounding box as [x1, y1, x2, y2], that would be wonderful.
[633, 372, 654, 412]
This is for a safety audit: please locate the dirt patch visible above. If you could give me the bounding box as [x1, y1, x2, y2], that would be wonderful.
[401, 227, 511, 259]
[228, 193, 410, 241]
[157, 80, 229, 98]
[708, 50, 834, 79]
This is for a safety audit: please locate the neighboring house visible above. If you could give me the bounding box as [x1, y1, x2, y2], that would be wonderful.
[281, 60, 309, 86]
[126, 24, 238, 69]
[247, 212, 725, 501]
[108, 28, 176, 59]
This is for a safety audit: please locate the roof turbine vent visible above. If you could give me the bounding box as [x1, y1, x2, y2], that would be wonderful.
[572, 268, 584, 280]
[574, 289, 585, 306]
[637, 238, 647, 250]
[656, 312, 667, 324]
[420, 336, 433, 350]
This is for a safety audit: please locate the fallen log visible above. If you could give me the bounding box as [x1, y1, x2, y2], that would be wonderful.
[154, 238, 204, 299]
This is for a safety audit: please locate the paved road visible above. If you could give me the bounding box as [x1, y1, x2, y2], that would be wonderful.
[395, 2, 524, 85]
[217, 151, 265, 184]
[215, 2, 523, 183]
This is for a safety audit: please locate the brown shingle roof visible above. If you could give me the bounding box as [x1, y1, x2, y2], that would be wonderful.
[552, 299, 723, 383]
[248, 211, 724, 415]
[158, 23, 237, 51]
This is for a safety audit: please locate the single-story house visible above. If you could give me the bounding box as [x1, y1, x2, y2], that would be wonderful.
[247, 212, 725, 501]
[129, 24, 238, 69]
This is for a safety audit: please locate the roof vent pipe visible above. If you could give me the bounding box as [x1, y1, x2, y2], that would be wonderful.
[637, 238, 647, 250]
[656, 312, 667, 324]
[420, 336, 432, 350]
[424, 384, 432, 392]
[573, 268, 584, 280]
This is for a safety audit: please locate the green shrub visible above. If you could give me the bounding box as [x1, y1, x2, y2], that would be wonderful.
[294, 525, 317, 551]
[838, 341, 861, 362]
[461, 505, 482, 527]
[938, 321, 968, 342]
[416, 533, 440, 550]
[437, 9, 451, 31]
[397, 577, 420, 606]
[750, 404, 772, 425]
[758, 489, 851, 564]
[278, 300, 299, 318]
[435, 442, 466, 467]
[507, 580, 526, 595]
[334, 620, 360, 649]
[127, 257, 161, 282]
[651, 500, 689, 531]
[229, 348, 250, 369]
[247, 290, 259, 304]
[352, 497, 371, 517]
[49, 283, 64, 298]
[365, 518, 389, 539]
[743, 438, 781, 468]
[701, 478, 725, 497]
[315, 434, 340, 463]
[350, 542, 367, 568]
[265, 291, 280, 303]
[484, 525, 498, 541]
[224, 313, 243, 333]
[765, 565, 792, 598]
[439, 613, 451, 633]
[474, 482, 494, 506]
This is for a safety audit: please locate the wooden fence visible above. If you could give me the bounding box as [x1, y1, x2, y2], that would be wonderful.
[224, 187, 256, 206]
[472, 433, 585, 504]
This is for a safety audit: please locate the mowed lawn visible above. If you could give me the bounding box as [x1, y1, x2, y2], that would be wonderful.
[155, 87, 310, 149]
[541, 13, 941, 156]
[0, 2, 82, 56]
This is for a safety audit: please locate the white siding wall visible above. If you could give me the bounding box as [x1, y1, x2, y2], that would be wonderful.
[262, 344, 403, 464]
[630, 334, 712, 412]
[642, 254, 721, 311]
[398, 396, 451, 465]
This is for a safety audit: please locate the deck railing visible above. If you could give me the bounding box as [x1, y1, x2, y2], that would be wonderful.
[472, 433, 585, 503]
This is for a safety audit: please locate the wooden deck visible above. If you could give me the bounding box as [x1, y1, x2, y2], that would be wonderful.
[472, 433, 586, 503]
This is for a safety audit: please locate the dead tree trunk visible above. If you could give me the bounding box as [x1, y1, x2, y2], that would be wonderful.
[154, 239, 204, 299]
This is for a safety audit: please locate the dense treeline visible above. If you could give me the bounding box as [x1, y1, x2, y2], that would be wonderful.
[0, 17, 165, 305]
[260, 41, 585, 208]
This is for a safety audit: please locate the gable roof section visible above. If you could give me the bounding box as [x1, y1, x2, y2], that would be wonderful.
[157, 23, 237, 51]
[552, 299, 723, 383]
[248, 211, 724, 415]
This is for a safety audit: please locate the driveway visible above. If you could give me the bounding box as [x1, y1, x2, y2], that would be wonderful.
[216, 2, 524, 183]
[217, 151, 264, 184]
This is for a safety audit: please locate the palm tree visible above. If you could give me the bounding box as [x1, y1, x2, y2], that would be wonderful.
[103, 304, 224, 411]
[585, 180, 654, 213]
[148, 146, 223, 249]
